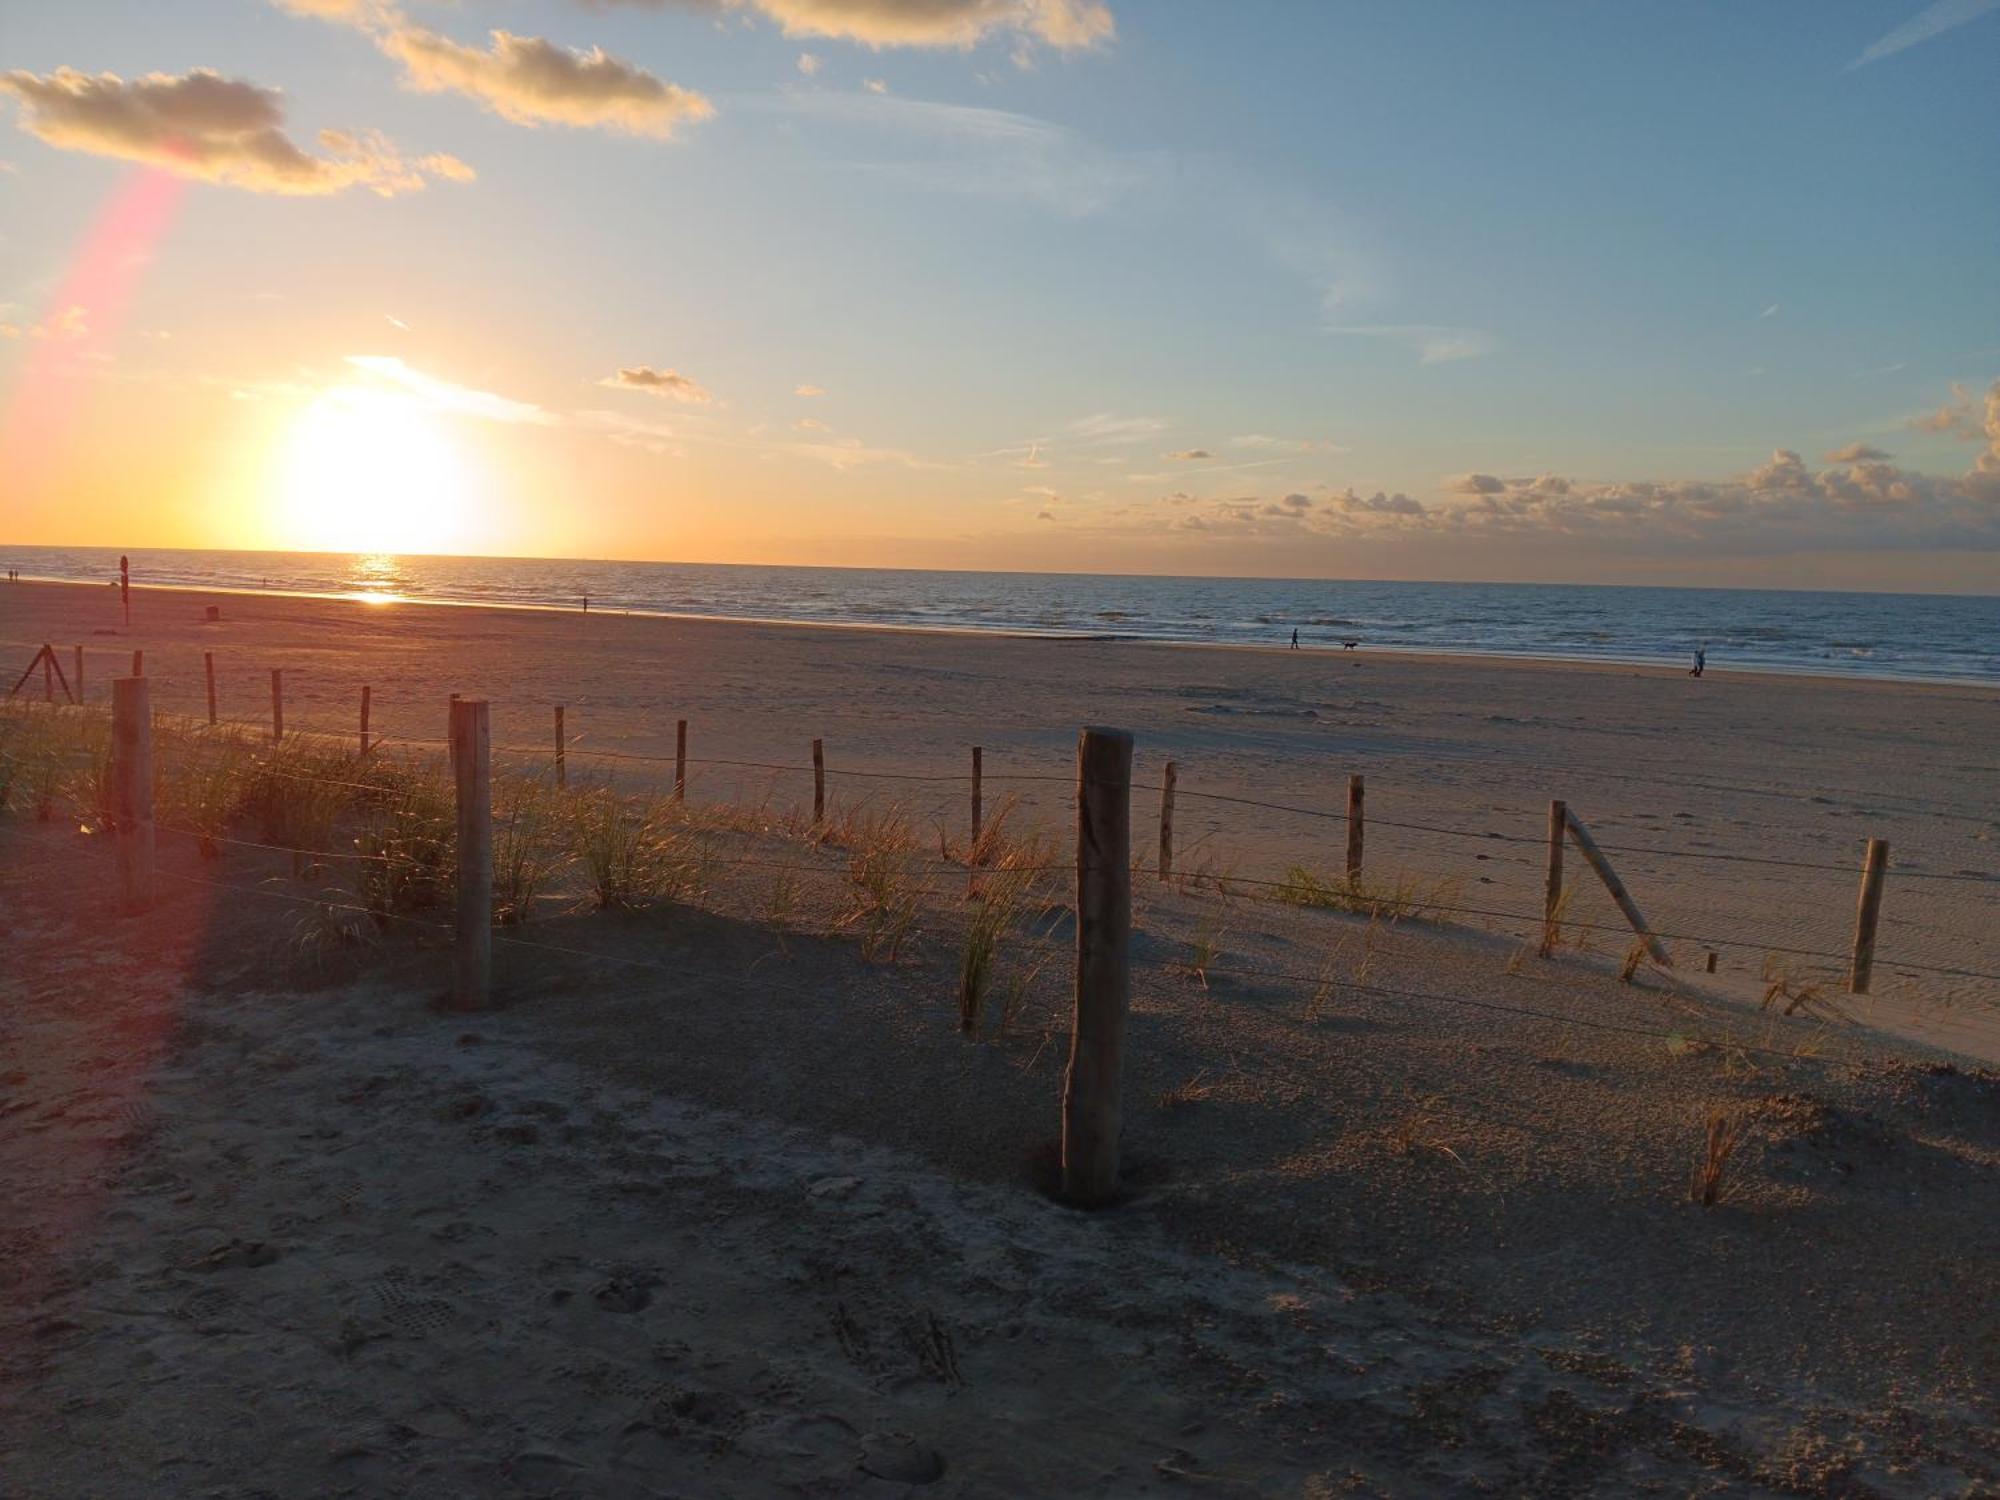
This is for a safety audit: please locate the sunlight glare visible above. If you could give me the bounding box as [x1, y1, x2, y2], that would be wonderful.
[276, 388, 471, 554]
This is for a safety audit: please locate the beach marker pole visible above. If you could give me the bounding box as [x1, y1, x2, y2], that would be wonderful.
[111, 676, 155, 914]
[42, 646, 53, 703]
[1159, 759, 1177, 883]
[1345, 774, 1365, 879]
[1063, 725, 1133, 1207]
[1541, 800, 1566, 957]
[131, 650, 143, 677]
[360, 686, 373, 757]
[1563, 808, 1670, 967]
[450, 696, 492, 1011]
[812, 738, 825, 825]
[1849, 838, 1889, 995]
[675, 719, 687, 803]
[553, 705, 566, 788]
[73, 646, 84, 704]
[204, 652, 217, 725]
[270, 669, 284, 743]
[971, 745, 983, 847]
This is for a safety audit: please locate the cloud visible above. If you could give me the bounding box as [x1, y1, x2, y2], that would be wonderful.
[1230, 433, 1346, 453]
[1758, 303, 1780, 320]
[1328, 324, 1496, 364]
[863, 78, 889, 93]
[1442, 472, 1506, 495]
[345, 355, 554, 422]
[600, 365, 713, 403]
[1824, 441, 1892, 463]
[381, 27, 713, 136]
[576, 408, 686, 455]
[1065, 411, 1166, 444]
[796, 416, 830, 431]
[1910, 383, 1986, 439]
[783, 435, 929, 469]
[0, 67, 470, 195]
[610, 0, 1113, 53]
[794, 383, 825, 396]
[1846, 0, 2000, 69]
[797, 52, 823, 75]
[1165, 448, 1211, 461]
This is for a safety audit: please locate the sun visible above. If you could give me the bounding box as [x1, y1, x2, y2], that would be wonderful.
[274, 386, 472, 555]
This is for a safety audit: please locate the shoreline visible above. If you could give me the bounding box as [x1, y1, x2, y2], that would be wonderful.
[4, 574, 1990, 695]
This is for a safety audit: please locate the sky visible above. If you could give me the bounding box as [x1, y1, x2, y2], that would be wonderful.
[1, 0, 1997, 592]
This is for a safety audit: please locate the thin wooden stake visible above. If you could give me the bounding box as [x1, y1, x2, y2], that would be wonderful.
[1345, 774, 1364, 878]
[1062, 725, 1133, 1207]
[1540, 799, 1566, 957]
[270, 668, 284, 743]
[42, 647, 52, 703]
[1158, 759, 1177, 883]
[812, 737, 825, 824]
[360, 685, 373, 757]
[111, 676, 155, 913]
[553, 704, 566, 788]
[450, 696, 492, 1011]
[73, 645, 83, 704]
[674, 719, 687, 802]
[1849, 838, 1889, 995]
[130, 649, 143, 677]
[971, 745, 984, 847]
[1563, 808, 1670, 966]
[204, 651, 217, 725]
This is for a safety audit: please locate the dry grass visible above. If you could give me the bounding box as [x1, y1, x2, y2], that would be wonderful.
[1276, 865, 1461, 925]
[1689, 1109, 1750, 1207]
[1760, 957, 1849, 1024]
[1159, 1071, 1216, 1110]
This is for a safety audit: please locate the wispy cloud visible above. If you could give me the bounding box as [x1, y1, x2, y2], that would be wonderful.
[794, 382, 825, 397]
[1846, 0, 2000, 69]
[346, 355, 554, 422]
[596, 0, 1114, 55]
[0, 67, 470, 195]
[1326, 323, 1496, 364]
[1758, 303, 1780, 320]
[600, 365, 713, 403]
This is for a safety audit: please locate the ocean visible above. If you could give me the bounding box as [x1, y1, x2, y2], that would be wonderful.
[5, 545, 1994, 684]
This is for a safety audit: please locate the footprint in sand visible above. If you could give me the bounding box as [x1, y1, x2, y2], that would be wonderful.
[187, 1239, 280, 1272]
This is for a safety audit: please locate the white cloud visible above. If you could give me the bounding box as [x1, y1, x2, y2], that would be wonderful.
[1846, 0, 2000, 70]
[382, 27, 713, 136]
[1328, 323, 1497, 364]
[345, 355, 554, 422]
[600, 365, 713, 403]
[797, 52, 822, 75]
[0, 66, 471, 195]
[794, 382, 826, 396]
[608, 0, 1114, 53]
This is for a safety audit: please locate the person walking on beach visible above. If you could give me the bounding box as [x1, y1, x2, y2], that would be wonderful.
[1689, 647, 1706, 678]
[1290, 628, 1300, 650]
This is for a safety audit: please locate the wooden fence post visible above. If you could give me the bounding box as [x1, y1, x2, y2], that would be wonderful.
[73, 646, 83, 704]
[812, 737, 825, 824]
[674, 718, 687, 802]
[1158, 759, 1176, 883]
[130, 649, 143, 677]
[360, 685, 373, 757]
[553, 704, 566, 788]
[1849, 838, 1889, 995]
[42, 647, 53, 703]
[270, 668, 283, 743]
[1345, 774, 1365, 879]
[1540, 799, 1566, 957]
[450, 696, 492, 1011]
[971, 745, 983, 847]
[204, 651, 217, 725]
[1563, 808, 1670, 966]
[111, 676, 155, 913]
[1062, 725, 1133, 1206]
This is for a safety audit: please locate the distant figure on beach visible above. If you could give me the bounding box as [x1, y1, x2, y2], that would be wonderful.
[1690, 647, 1706, 677]
[583, 593, 590, 613]
[1342, 639, 1358, 650]
[1289, 628, 1300, 650]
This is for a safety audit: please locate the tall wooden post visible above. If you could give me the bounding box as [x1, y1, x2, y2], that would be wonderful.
[1345, 774, 1365, 879]
[674, 719, 687, 802]
[73, 646, 83, 704]
[270, 668, 284, 743]
[553, 704, 566, 789]
[1158, 759, 1177, 882]
[130, 649, 143, 677]
[1849, 838, 1889, 995]
[111, 676, 155, 913]
[204, 651, 217, 725]
[1564, 808, 1670, 966]
[1540, 799, 1566, 957]
[360, 686, 373, 757]
[1062, 726, 1133, 1207]
[812, 737, 825, 824]
[450, 697, 492, 1011]
[42, 648, 52, 703]
[971, 745, 984, 847]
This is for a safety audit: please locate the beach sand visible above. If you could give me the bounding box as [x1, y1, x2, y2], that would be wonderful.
[4, 577, 1999, 1495]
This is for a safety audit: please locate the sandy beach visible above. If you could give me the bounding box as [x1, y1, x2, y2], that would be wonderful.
[5, 577, 2000, 1495]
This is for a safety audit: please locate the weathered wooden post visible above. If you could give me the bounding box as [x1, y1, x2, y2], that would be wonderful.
[812, 737, 826, 824]
[450, 696, 492, 1011]
[1563, 808, 1670, 966]
[674, 718, 687, 802]
[1158, 759, 1177, 883]
[1540, 799, 1566, 957]
[130, 649, 143, 677]
[204, 651, 217, 725]
[1345, 774, 1365, 879]
[360, 685, 373, 757]
[73, 646, 83, 703]
[111, 676, 155, 913]
[42, 647, 53, 703]
[971, 745, 984, 848]
[1849, 838, 1889, 995]
[270, 668, 284, 743]
[553, 704, 566, 788]
[1062, 725, 1133, 1206]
